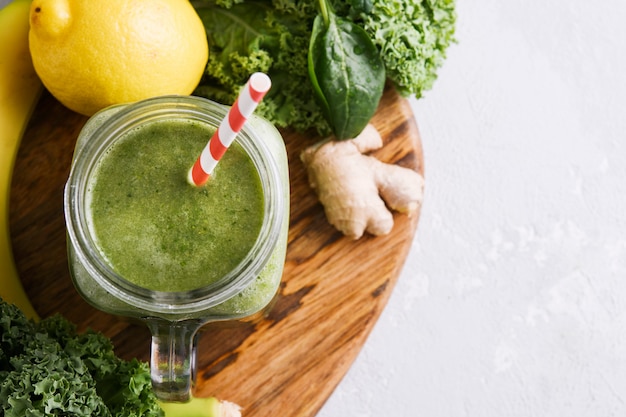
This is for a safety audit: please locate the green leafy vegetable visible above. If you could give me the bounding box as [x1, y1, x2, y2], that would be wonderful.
[191, 0, 456, 136]
[308, 0, 385, 139]
[358, 0, 457, 96]
[193, 1, 326, 133]
[0, 299, 163, 417]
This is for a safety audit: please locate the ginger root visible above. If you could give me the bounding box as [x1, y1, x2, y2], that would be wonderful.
[300, 124, 424, 239]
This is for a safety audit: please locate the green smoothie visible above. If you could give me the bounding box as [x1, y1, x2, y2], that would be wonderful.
[67, 96, 288, 326]
[88, 119, 264, 293]
[66, 96, 289, 403]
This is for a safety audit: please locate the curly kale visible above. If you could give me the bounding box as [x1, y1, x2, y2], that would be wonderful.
[191, 0, 456, 135]
[0, 299, 163, 417]
[193, 0, 324, 133]
[358, 0, 457, 97]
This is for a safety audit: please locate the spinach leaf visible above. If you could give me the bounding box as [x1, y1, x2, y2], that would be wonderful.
[308, 0, 385, 140]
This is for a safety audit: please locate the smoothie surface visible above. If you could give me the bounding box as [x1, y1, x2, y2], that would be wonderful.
[88, 118, 264, 292]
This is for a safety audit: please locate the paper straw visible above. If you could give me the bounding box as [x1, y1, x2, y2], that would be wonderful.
[188, 72, 272, 186]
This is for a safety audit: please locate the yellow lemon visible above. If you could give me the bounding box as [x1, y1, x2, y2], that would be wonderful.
[28, 0, 208, 116]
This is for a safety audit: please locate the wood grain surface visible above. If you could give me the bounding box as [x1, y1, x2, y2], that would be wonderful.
[10, 85, 423, 416]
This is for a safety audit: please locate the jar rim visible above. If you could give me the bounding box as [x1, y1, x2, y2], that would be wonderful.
[64, 95, 285, 315]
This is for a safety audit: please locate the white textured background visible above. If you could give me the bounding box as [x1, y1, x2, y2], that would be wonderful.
[320, 0, 626, 416]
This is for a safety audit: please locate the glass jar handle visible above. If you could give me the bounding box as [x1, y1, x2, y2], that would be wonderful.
[147, 319, 200, 402]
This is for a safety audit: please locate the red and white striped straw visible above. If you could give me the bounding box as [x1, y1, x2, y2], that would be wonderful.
[188, 72, 272, 186]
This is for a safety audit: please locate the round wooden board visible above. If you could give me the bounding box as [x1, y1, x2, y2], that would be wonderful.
[10, 85, 423, 416]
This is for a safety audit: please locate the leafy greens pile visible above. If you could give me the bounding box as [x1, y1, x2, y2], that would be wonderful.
[191, 0, 456, 136]
[0, 299, 163, 417]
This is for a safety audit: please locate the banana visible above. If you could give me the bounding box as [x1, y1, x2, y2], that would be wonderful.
[0, 0, 43, 321]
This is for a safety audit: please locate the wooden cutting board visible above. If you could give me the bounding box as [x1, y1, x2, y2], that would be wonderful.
[10, 85, 423, 416]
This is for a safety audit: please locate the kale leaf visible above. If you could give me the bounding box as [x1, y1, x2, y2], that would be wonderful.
[191, 0, 456, 136]
[0, 299, 163, 417]
[193, 0, 328, 134]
